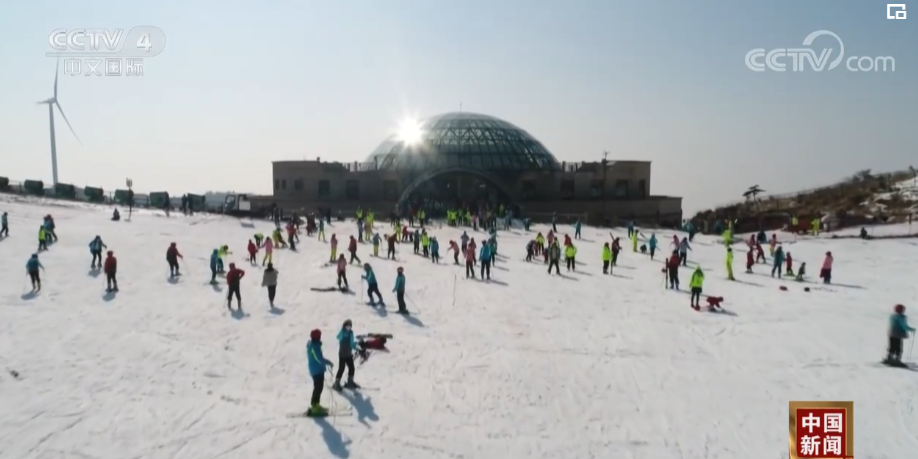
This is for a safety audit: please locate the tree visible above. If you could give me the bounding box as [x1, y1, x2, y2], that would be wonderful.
[743, 185, 765, 211]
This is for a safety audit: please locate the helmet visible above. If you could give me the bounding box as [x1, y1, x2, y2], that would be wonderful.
[170, 242, 176, 247]
[363, 263, 371, 269]
[107, 250, 113, 255]
[343, 319, 352, 328]
[895, 304, 906, 314]
[229, 262, 236, 269]
[310, 329, 322, 340]
[397, 266, 404, 273]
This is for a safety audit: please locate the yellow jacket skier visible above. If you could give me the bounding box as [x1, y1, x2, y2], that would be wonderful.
[725, 247, 734, 280]
[564, 243, 577, 271]
[689, 266, 704, 309]
[630, 231, 638, 252]
[602, 243, 612, 274]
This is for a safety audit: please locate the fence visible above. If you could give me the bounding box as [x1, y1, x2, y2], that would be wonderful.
[0, 178, 225, 212]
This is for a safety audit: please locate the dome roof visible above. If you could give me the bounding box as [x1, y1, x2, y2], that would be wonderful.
[364, 112, 561, 172]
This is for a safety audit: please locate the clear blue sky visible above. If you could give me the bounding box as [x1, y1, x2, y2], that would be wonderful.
[1, 0, 914, 213]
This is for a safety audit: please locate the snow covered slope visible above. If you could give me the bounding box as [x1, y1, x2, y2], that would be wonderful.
[2, 197, 918, 459]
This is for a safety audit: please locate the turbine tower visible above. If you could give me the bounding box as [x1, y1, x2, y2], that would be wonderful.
[37, 59, 81, 186]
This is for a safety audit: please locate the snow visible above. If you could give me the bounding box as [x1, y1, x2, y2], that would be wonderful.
[2, 196, 918, 459]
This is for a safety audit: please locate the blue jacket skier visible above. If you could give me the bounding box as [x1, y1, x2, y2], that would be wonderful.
[393, 266, 408, 313]
[574, 220, 582, 239]
[771, 246, 785, 277]
[648, 234, 658, 259]
[886, 304, 916, 365]
[209, 249, 220, 283]
[306, 329, 334, 416]
[89, 236, 107, 268]
[333, 319, 360, 390]
[430, 237, 440, 263]
[362, 263, 383, 305]
[26, 253, 44, 291]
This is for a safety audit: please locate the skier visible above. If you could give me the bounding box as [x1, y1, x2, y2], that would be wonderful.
[262, 236, 274, 266]
[464, 244, 476, 278]
[216, 245, 231, 273]
[421, 231, 429, 257]
[329, 234, 337, 262]
[689, 266, 704, 310]
[449, 240, 460, 264]
[386, 233, 397, 260]
[225, 263, 245, 312]
[393, 266, 408, 314]
[286, 221, 297, 251]
[362, 263, 383, 306]
[37, 226, 48, 252]
[104, 251, 118, 292]
[771, 246, 785, 277]
[547, 241, 561, 275]
[666, 250, 680, 289]
[795, 262, 807, 281]
[413, 229, 421, 254]
[318, 218, 326, 242]
[333, 320, 361, 390]
[348, 236, 361, 264]
[574, 219, 582, 239]
[26, 253, 44, 291]
[611, 238, 621, 265]
[430, 236, 440, 264]
[479, 239, 493, 280]
[648, 233, 658, 260]
[565, 242, 577, 271]
[678, 237, 691, 266]
[626, 219, 634, 237]
[745, 247, 754, 273]
[111, 208, 120, 221]
[602, 242, 612, 274]
[820, 251, 833, 284]
[166, 242, 183, 277]
[725, 247, 734, 280]
[209, 249, 220, 283]
[630, 230, 639, 253]
[0, 211, 8, 237]
[336, 254, 348, 290]
[246, 239, 258, 264]
[460, 231, 469, 254]
[254, 232, 265, 247]
[89, 235, 107, 269]
[43, 215, 57, 242]
[785, 252, 794, 276]
[526, 239, 535, 262]
[885, 304, 915, 367]
[372, 232, 381, 257]
[262, 262, 278, 308]
[306, 329, 334, 416]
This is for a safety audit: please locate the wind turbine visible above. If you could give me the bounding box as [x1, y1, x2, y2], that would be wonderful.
[37, 59, 81, 186]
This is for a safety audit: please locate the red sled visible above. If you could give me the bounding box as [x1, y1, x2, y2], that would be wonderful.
[706, 296, 724, 308]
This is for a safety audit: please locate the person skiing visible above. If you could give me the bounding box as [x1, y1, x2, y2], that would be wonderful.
[336, 254, 348, 290]
[602, 242, 612, 274]
[333, 319, 361, 391]
[678, 237, 691, 266]
[430, 236, 440, 264]
[464, 244, 476, 278]
[386, 233, 397, 260]
[755, 243, 766, 264]
[372, 232, 381, 257]
[262, 236, 274, 266]
[225, 263, 245, 312]
[565, 242, 577, 271]
[771, 246, 785, 277]
[89, 235, 107, 269]
[666, 250, 680, 289]
[479, 239, 493, 280]
[745, 247, 754, 273]
[611, 238, 621, 266]
[689, 266, 704, 310]
[648, 233, 658, 260]
[449, 240, 460, 264]
[254, 232, 265, 247]
[43, 215, 57, 242]
[885, 304, 915, 367]
[306, 329, 334, 416]
[329, 234, 338, 262]
[26, 253, 44, 291]
[262, 262, 278, 308]
[247, 239, 258, 265]
[725, 247, 734, 281]
[318, 218, 326, 242]
[362, 263, 383, 306]
[209, 249, 220, 283]
[348, 236, 361, 264]
[548, 241, 561, 275]
[0, 211, 8, 237]
[820, 251, 833, 284]
[216, 245, 231, 273]
[393, 266, 408, 314]
[103, 250, 118, 292]
[574, 219, 582, 239]
[785, 251, 794, 276]
[166, 242, 183, 277]
[795, 262, 807, 282]
[37, 226, 48, 252]
[460, 231, 469, 254]
[630, 230, 639, 253]
[421, 231, 430, 257]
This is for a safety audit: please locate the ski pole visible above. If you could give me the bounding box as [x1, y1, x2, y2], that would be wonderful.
[406, 294, 421, 314]
[908, 335, 916, 363]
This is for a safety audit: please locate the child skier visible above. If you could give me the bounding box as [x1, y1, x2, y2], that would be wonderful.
[103, 250, 118, 292]
[247, 239, 258, 264]
[362, 263, 383, 306]
[166, 242, 183, 277]
[885, 304, 915, 367]
[349, 236, 361, 264]
[726, 247, 734, 280]
[209, 249, 220, 283]
[785, 252, 794, 276]
[795, 262, 807, 281]
[333, 320, 360, 390]
[689, 266, 704, 310]
[393, 267, 408, 314]
[262, 262, 278, 308]
[386, 233, 397, 260]
[648, 234, 658, 260]
[89, 235, 107, 269]
[306, 329, 334, 416]
[26, 253, 44, 291]
[666, 250, 680, 289]
[372, 232, 381, 257]
[336, 254, 348, 290]
[745, 247, 754, 273]
[465, 245, 476, 278]
[318, 218, 326, 242]
[329, 234, 338, 262]
[820, 251, 833, 284]
[226, 263, 245, 312]
[430, 237, 440, 263]
[217, 245, 231, 273]
[678, 237, 691, 266]
[262, 236, 274, 266]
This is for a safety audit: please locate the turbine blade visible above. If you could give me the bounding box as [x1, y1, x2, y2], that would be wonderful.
[54, 100, 82, 145]
[54, 59, 60, 99]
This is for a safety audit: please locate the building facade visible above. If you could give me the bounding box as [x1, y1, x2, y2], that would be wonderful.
[254, 112, 682, 224]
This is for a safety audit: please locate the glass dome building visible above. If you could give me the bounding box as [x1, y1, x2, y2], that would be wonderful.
[363, 112, 561, 173]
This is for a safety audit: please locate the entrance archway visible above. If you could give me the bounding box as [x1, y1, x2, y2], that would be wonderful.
[397, 166, 518, 210]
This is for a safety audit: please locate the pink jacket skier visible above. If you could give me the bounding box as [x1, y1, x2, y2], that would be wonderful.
[262, 237, 274, 265]
[820, 251, 833, 284]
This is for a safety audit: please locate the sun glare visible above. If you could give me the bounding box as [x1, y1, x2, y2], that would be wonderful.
[397, 118, 423, 145]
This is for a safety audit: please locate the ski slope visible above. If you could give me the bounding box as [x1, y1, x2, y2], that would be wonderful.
[1, 197, 917, 459]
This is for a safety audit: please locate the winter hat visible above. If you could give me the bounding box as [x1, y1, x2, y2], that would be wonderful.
[310, 329, 322, 340]
[343, 319, 352, 328]
[107, 250, 113, 255]
[229, 263, 236, 269]
[895, 304, 906, 314]
[171, 242, 176, 247]
[363, 263, 371, 269]
[266, 263, 273, 269]
[397, 266, 404, 273]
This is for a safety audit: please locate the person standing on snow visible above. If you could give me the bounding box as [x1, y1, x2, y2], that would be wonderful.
[565, 242, 577, 271]
[362, 263, 383, 306]
[348, 236, 361, 264]
[103, 250, 118, 292]
[247, 239, 258, 265]
[602, 242, 612, 274]
[333, 320, 360, 391]
[678, 237, 691, 266]
[37, 226, 48, 252]
[225, 263, 245, 312]
[393, 266, 408, 314]
[820, 251, 833, 284]
[89, 235, 107, 269]
[574, 219, 582, 239]
[166, 242, 183, 277]
[306, 329, 334, 417]
[630, 230, 639, 253]
[648, 234, 658, 260]
[329, 234, 337, 262]
[449, 240, 460, 264]
[318, 218, 326, 242]
[430, 237, 440, 264]
[725, 247, 734, 281]
[745, 247, 755, 273]
[262, 236, 274, 266]
[785, 252, 794, 276]
[386, 233, 397, 260]
[26, 253, 44, 291]
[666, 250, 681, 289]
[885, 304, 915, 367]
[479, 240, 493, 280]
[0, 211, 8, 237]
[548, 241, 561, 275]
[771, 246, 785, 277]
[689, 266, 704, 309]
[209, 249, 220, 283]
[336, 254, 348, 290]
[460, 231, 469, 254]
[262, 262, 278, 308]
[464, 244, 476, 278]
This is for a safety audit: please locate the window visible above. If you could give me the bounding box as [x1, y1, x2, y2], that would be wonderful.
[281, 179, 287, 190]
[638, 179, 647, 198]
[560, 179, 575, 200]
[590, 179, 604, 198]
[346, 180, 360, 200]
[614, 179, 629, 199]
[318, 180, 330, 198]
[294, 179, 304, 191]
[521, 180, 536, 200]
[274, 179, 280, 191]
[383, 180, 399, 200]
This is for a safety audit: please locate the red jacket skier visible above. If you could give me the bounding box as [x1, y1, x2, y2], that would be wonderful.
[785, 252, 793, 273]
[563, 234, 572, 247]
[746, 248, 754, 271]
[247, 240, 258, 263]
[225, 263, 245, 310]
[166, 242, 183, 277]
[348, 236, 357, 252]
[104, 250, 118, 291]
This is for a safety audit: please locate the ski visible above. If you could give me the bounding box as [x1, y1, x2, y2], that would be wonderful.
[876, 361, 918, 370]
[287, 409, 353, 418]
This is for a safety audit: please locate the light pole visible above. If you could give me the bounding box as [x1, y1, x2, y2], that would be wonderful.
[602, 150, 609, 226]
